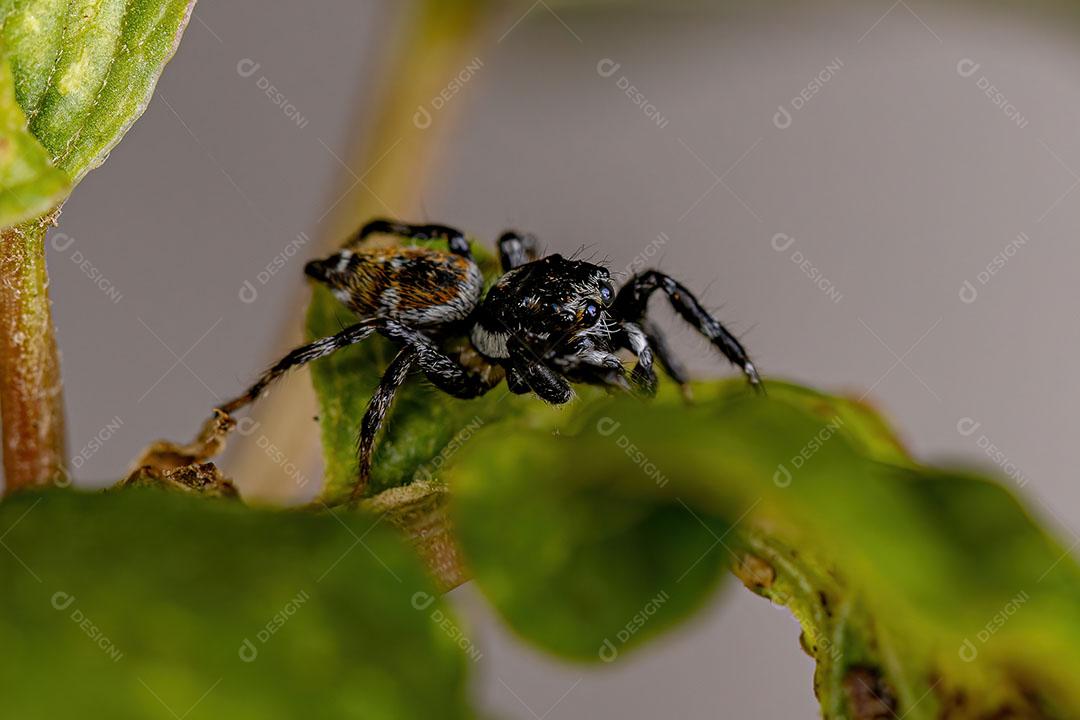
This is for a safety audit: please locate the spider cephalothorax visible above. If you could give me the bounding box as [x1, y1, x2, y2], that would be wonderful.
[472, 253, 623, 395]
[218, 219, 762, 498]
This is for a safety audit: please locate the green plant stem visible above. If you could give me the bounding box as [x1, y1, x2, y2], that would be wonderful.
[0, 214, 66, 492]
[231, 0, 493, 499]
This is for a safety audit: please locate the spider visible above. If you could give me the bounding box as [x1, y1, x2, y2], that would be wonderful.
[217, 219, 762, 499]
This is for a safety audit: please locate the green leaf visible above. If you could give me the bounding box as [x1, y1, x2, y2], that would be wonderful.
[449, 380, 1080, 718]
[453, 452, 729, 661]
[297, 227, 1077, 714]
[0, 59, 68, 226]
[0, 0, 195, 226]
[0, 488, 474, 719]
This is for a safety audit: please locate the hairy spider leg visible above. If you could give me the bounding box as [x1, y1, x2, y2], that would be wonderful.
[614, 270, 762, 391]
[506, 338, 574, 404]
[351, 218, 471, 259]
[558, 361, 632, 395]
[352, 322, 503, 497]
[380, 322, 501, 400]
[547, 335, 633, 395]
[502, 342, 610, 400]
[355, 346, 417, 500]
[642, 319, 694, 400]
[496, 230, 541, 271]
[215, 317, 494, 498]
[504, 366, 531, 395]
[217, 320, 378, 415]
[617, 320, 658, 396]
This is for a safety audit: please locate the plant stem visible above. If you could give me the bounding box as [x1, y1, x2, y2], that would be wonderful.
[230, 0, 493, 500]
[0, 214, 67, 493]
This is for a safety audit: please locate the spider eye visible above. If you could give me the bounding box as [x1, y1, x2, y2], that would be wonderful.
[599, 283, 614, 304]
[583, 301, 601, 322]
[548, 302, 574, 325]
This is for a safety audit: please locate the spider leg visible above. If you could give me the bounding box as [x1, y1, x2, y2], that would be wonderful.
[614, 270, 762, 391]
[616, 321, 658, 397]
[564, 363, 632, 394]
[497, 230, 540, 271]
[380, 322, 500, 400]
[354, 346, 417, 500]
[506, 339, 573, 404]
[617, 319, 694, 400]
[218, 320, 378, 414]
[354, 326, 501, 499]
[350, 218, 471, 258]
[511, 358, 574, 404]
[354, 324, 502, 498]
[505, 366, 532, 395]
[550, 338, 633, 394]
[642, 320, 692, 388]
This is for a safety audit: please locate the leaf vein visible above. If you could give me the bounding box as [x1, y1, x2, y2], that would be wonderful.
[56, 0, 176, 171]
[26, 0, 79, 126]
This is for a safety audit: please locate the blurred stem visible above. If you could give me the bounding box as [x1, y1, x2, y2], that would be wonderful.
[231, 0, 494, 498]
[321, 0, 494, 243]
[0, 213, 66, 493]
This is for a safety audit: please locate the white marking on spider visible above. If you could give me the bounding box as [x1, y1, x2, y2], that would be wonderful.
[471, 325, 510, 358]
[334, 250, 353, 272]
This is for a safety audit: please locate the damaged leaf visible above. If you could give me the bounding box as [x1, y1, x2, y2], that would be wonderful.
[128, 408, 235, 476]
[448, 380, 1080, 719]
[121, 461, 239, 499]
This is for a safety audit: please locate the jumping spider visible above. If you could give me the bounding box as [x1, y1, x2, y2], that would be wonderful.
[218, 219, 762, 498]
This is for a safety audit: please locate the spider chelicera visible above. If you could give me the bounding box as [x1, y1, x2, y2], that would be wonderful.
[218, 219, 762, 498]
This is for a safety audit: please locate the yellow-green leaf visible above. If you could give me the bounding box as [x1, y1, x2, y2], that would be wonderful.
[0, 59, 68, 226]
[0, 0, 195, 226]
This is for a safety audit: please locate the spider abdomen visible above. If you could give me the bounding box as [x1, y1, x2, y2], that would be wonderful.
[305, 246, 483, 326]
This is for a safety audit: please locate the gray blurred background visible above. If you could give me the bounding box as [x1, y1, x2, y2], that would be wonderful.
[16, 0, 1080, 716]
